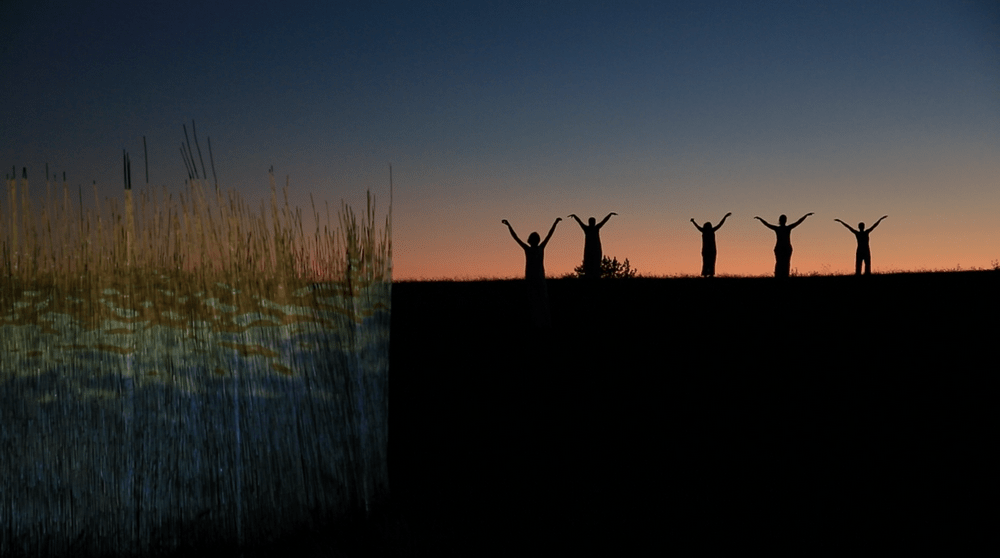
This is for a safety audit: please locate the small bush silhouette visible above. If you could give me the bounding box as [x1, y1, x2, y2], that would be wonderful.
[573, 256, 638, 279]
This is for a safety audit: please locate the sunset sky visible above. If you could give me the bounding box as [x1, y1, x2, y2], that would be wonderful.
[2, 0, 998, 280]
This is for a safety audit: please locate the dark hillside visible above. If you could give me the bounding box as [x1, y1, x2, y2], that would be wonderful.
[386, 272, 995, 554]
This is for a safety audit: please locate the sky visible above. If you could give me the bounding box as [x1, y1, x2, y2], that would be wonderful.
[2, 0, 998, 280]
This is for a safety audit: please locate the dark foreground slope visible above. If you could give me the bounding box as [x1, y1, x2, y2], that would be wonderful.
[385, 272, 995, 555]
[174, 271, 995, 557]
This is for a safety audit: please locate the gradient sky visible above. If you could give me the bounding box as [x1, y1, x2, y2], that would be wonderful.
[3, 0, 998, 280]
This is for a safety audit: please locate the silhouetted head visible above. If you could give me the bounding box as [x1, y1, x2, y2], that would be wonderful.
[704, 221, 712, 229]
[858, 222, 865, 230]
[528, 232, 541, 246]
[588, 217, 596, 226]
[779, 214, 788, 225]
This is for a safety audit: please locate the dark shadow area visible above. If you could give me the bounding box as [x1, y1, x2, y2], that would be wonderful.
[379, 271, 994, 555]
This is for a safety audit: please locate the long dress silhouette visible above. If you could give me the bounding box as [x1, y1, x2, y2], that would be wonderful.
[755, 213, 813, 278]
[834, 216, 887, 275]
[503, 218, 561, 327]
[690, 212, 731, 277]
[568, 212, 616, 280]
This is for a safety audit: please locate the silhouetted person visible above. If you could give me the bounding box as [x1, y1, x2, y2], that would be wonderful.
[690, 212, 731, 277]
[755, 213, 813, 278]
[834, 215, 887, 276]
[568, 212, 616, 280]
[502, 218, 561, 327]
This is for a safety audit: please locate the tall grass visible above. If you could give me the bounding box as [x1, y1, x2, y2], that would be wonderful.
[1, 168, 391, 289]
[1, 165, 392, 557]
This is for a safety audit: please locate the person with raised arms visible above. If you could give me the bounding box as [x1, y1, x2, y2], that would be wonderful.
[502, 217, 561, 327]
[567, 212, 617, 280]
[754, 213, 813, 278]
[690, 212, 731, 277]
[834, 215, 887, 276]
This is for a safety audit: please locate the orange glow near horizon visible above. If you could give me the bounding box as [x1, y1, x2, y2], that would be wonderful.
[388, 151, 1000, 281]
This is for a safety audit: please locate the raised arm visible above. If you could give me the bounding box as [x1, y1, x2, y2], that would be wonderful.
[867, 215, 888, 232]
[502, 219, 528, 250]
[540, 217, 562, 248]
[690, 218, 705, 232]
[788, 212, 814, 229]
[713, 212, 732, 231]
[597, 212, 617, 229]
[568, 214, 586, 229]
[834, 219, 858, 233]
[754, 216, 777, 230]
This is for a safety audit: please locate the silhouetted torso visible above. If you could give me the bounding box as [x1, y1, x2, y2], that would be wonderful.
[584, 226, 602, 265]
[701, 229, 717, 254]
[524, 245, 545, 282]
[854, 229, 871, 255]
[774, 226, 792, 252]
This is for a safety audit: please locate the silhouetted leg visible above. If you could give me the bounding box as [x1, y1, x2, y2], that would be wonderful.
[774, 248, 791, 278]
[584, 246, 602, 280]
[857, 248, 872, 275]
[702, 249, 716, 277]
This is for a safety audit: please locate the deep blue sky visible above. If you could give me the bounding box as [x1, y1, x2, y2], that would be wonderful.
[3, 0, 998, 278]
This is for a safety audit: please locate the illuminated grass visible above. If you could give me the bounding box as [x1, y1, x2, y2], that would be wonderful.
[1, 168, 390, 289]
